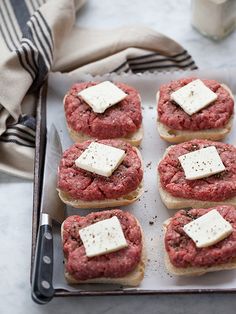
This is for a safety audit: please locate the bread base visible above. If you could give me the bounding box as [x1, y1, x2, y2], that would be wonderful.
[62, 218, 146, 286]
[157, 118, 233, 143]
[158, 176, 236, 210]
[165, 253, 236, 276]
[163, 219, 236, 276]
[58, 181, 144, 209]
[68, 124, 143, 147]
[156, 83, 234, 143]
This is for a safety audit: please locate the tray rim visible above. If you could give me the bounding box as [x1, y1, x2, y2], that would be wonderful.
[31, 74, 236, 298]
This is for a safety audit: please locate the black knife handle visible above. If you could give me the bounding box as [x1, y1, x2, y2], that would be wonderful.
[32, 224, 55, 304]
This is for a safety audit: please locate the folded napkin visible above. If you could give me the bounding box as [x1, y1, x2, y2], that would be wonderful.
[0, 0, 196, 179]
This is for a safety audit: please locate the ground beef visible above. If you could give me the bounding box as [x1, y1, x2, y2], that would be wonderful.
[64, 82, 142, 139]
[62, 209, 142, 280]
[58, 139, 143, 201]
[165, 206, 236, 268]
[158, 77, 233, 130]
[158, 139, 236, 201]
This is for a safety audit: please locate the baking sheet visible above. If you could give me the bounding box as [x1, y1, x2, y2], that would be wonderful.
[47, 68, 236, 293]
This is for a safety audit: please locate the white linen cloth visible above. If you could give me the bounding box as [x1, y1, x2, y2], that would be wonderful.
[0, 0, 196, 179]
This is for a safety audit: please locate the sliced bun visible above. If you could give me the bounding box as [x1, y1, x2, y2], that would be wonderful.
[165, 253, 236, 276]
[163, 219, 236, 276]
[58, 147, 144, 209]
[61, 218, 146, 286]
[157, 118, 233, 143]
[158, 175, 236, 210]
[156, 84, 234, 143]
[58, 181, 144, 209]
[157, 145, 236, 210]
[67, 123, 143, 147]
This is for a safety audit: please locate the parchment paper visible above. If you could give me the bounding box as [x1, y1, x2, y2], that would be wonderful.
[47, 68, 236, 293]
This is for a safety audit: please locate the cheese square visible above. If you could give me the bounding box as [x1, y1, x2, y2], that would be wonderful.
[170, 79, 218, 115]
[183, 209, 233, 248]
[79, 216, 128, 257]
[78, 81, 127, 113]
[75, 142, 126, 177]
[178, 146, 225, 180]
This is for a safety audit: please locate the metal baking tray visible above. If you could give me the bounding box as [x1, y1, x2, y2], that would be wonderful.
[31, 69, 236, 298]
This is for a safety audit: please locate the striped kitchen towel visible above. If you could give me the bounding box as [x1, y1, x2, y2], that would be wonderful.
[0, 0, 196, 179]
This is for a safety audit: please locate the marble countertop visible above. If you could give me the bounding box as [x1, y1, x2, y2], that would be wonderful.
[1, 0, 236, 313]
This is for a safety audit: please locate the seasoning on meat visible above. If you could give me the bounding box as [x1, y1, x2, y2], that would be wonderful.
[183, 209, 233, 248]
[165, 206, 236, 268]
[75, 142, 126, 177]
[58, 139, 143, 201]
[62, 209, 142, 280]
[178, 146, 225, 180]
[158, 139, 236, 202]
[64, 82, 142, 139]
[79, 216, 128, 257]
[170, 79, 218, 115]
[78, 81, 127, 113]
[158, 77, 233, 130]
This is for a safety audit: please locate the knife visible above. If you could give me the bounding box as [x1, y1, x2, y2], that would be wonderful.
[32, 124, 65, 304]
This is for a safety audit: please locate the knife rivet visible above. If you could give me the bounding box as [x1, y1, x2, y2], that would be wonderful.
[45, 232, 52, 240]
[41, 280, 50, 289]
[43, 256, 51, 264]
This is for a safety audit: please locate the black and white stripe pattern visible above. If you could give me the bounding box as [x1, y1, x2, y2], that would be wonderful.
[113, 50, 197, 74]
[0, 0, 197, 151]
[0, 0, 53, 86]
[25, 0, 46, 14]
[0, 0, 21, 49]
[0, 115, 36, 148]
[26, 10, 53, 70]
[0, 0, 51, 148]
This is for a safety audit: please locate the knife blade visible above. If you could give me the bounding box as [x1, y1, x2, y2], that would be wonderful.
[32, 124, 65, 304]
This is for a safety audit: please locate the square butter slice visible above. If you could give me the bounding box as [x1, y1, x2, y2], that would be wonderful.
[79, 216, 128, 257]
[183, 209, 233, 248]
[78, 81, 127, 113]
[170, 79, 218, 115]
[178, 146, 225, 180]
[75, 142, 126, 177]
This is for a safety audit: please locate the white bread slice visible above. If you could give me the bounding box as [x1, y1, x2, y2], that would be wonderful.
[58, 147, 144, 209]
[165, 253, 236, 276]
[67, 123, 143, 147]
[163, 219, 236, 276]
[61, 217, 146, 286]
[157, 118, 233, 143]
[156, 84, 234, 143]
[58, 181, 143, 209]
[157, 145, 236, 210]
[158, 177, 236, 210]
[64, 94, 143, 147]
